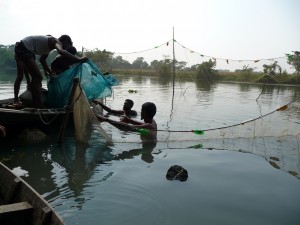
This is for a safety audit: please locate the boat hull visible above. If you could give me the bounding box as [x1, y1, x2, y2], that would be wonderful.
[0, 162, 65, 225]
[0, 98, 72, 137]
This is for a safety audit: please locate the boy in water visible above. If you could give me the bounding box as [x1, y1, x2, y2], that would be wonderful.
[93, 99, 138, 117]
[97, 102, 157, 163]
[96, 102, 157, 139]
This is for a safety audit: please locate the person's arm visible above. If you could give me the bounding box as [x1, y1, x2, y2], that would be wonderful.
[96, 114, 135, 131]
[96, 115, 155, 133]
[48, 36, 87, 63]
[120, 116, 144, 125]
[54, 42, 87, 63]
[134, 123, 155, 129]
[93, 100, 124, 115]
[39, 54, 52, 78]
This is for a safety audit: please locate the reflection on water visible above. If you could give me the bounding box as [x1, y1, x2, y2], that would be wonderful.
[46, 138, 115, 210]
[114, 141, 158, 163]
[1, 77, 300, 225]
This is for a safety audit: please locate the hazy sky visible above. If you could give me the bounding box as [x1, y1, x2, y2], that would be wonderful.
[0, 0, 299, 64]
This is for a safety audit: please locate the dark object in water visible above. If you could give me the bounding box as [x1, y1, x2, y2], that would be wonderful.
[166, 165, 188, 182]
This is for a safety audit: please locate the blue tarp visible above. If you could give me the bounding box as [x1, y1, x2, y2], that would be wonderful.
[47, 60, 119, 108]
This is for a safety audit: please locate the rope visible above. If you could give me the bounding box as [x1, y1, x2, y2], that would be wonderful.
[83, 40, 172, 55]
[37, 109, 62, 125]
[29, 86, 83, 125]
[152, 95, 300, 134]
[175, 40, 287, 62]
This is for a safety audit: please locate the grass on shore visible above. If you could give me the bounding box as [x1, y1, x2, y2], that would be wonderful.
[1, 68, 299, 85]
[111, 69, 300, 85]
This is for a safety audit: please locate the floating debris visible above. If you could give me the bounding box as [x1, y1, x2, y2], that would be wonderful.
[166, 165, 188, 182]
[270, 156, 280, 161]
[288, 171, 298, 176]
[269, 161, 280, 169]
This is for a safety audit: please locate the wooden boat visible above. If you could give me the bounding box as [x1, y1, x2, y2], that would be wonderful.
[0, 85, 76, 137]
[0, 162, 65, 225]
[0, 96, 68, 137]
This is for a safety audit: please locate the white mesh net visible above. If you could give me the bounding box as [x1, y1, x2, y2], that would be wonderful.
[73, 85, 113, 144]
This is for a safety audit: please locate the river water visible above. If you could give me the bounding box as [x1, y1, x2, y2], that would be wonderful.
[1, 75, 300, 225]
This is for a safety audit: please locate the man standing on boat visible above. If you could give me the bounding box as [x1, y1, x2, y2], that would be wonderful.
[14, 35, 88, 108]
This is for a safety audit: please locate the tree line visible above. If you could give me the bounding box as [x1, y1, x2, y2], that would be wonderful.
[1, 44, 300, 82]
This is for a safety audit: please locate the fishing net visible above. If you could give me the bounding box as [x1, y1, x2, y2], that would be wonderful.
[81, 39, 300, 179]
[95, 97, 300, 179]
[47, 59, 119, 108]
[73, 83, 113, 144]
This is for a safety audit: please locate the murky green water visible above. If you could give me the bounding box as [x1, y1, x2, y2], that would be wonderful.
[1, 75, 300, 225]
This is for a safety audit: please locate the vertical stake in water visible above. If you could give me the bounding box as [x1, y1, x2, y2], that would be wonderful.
[166, 27, 176, 135]
[172, 27, 175, 96]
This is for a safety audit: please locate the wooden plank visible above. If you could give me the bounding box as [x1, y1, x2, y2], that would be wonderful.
[0, 201, 33, 225]
[0, 201, 33, 213]
[4, 177, 21, 204]
[39, 206, 52, 225]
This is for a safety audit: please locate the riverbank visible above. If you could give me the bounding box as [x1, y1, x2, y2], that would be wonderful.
[111, 68, 300, 85]
[1, 68, 299, 85]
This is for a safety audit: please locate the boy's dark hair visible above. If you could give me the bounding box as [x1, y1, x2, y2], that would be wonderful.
[58, 35, 73, 45]
[125, 99, 134, 108]
[142, 102, 156, 119]
[66, 46, 77, 55]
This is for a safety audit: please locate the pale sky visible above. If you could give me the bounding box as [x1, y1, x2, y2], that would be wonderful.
[0, 0, 299, 70]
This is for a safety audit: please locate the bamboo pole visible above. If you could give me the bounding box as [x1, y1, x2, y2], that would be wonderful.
[172, 27, 176, 96]
[58, 78, 80, 145]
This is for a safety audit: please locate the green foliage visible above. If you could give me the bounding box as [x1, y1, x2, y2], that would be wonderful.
[237, 65, 256, 82]
[256, 75, 277, 84]
[287, 74, 300, 84]
[263, 61, 282, 76]
[149, 56, 172, 76]
[175, 60, 187, 70]
[286, 52, 300, 75]
[0, 42, 299, 85]
[158, 63, 172, 76]
[0, 45, 15, 68]
[158, 57, 172, 76]
[84, 49, 113, 71]
[150, 60, 160, 72]
[196, 59, 218, 81]
[132, 57, 149, 69]
[111, 56, 131, 69]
